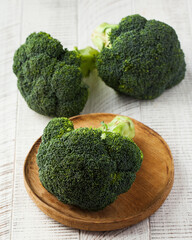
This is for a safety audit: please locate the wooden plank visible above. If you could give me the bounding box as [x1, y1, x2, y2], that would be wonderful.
[24, 113, 174, 231]
[0, 0, 21, 239]
[11, 0, 79, 239]
[78, 0, 149, 239]
[80, 221, 150, 240]
[134, 0, 192, 239]
[79, 0, 141, 121]
[6, 0, 192, 239]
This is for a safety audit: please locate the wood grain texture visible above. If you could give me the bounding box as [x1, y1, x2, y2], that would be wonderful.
[133, 0, 192, 239]
[0, 0, 21, 239]
[23, 113, 174, 231]
[11, 0, 79, 239]
[80, 0, 141, 121]
[78, 0, 148, 238]
[0, 0, 191, 239]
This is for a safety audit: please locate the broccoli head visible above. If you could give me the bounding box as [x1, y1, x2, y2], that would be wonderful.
[13, 32, 98, 117]
[37, 116, 143, 211]
[92, 14, 186, 99]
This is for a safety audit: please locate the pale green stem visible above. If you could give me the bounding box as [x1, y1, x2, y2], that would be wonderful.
[74, 46, 99, 77]
[98, 116, 135, 139]
[91, 23, 118, 51]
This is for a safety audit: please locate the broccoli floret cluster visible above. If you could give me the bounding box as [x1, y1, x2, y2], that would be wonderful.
[92, 14, 186, 99]
[37, 116, 143, 211]
[13, 32, 98, 117]
[13, 17, 186, 115]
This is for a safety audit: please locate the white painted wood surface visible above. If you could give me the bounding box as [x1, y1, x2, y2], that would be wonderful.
[0, 0, 191, 239]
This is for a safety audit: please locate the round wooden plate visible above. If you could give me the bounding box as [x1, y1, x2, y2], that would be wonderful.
[24, 113, 174, 231]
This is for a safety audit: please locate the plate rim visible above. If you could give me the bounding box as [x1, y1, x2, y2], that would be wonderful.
[23, 113, 174, 231]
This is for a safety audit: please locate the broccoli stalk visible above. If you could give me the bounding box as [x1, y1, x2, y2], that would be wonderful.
[74, 46, 99, 77]
[91, 23, 118, 51]
[99, 116, 135, 139]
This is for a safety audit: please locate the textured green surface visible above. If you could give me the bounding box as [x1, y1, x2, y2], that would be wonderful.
[13, 32, 98, 117]
[94, 14, 186, 99]
[37, 117, 143, 211]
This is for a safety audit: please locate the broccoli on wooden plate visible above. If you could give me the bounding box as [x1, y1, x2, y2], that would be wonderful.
[92, 14, 186, 99]
[13, 32, 98, 117]
[37, 116, 143, 211]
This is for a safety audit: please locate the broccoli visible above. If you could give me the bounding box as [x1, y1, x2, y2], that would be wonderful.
[92, 14, 186, 99]
[37, 116, 143, 211]
[13, 32, 98, 117]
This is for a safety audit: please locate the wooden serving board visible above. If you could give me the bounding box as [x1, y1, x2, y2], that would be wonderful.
[24, 113, 174, 231]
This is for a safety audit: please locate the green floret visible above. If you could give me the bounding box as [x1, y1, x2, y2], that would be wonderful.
[37, 118, 74, 168]
[13, 32, 98, 117]
[42, 117, 74, 143]
[92, 14, 186, 99]
[37, 116, 143, 211]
